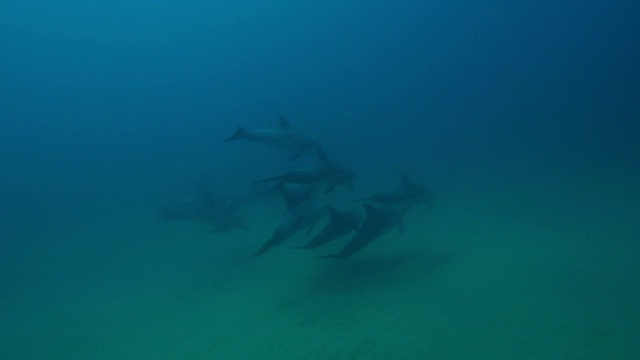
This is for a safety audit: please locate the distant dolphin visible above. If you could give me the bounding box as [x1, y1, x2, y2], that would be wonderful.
[318, 204, 409, 259]
[252, 185, 329, 257]
[262, 147, 356, 194]
[224, 114, 322, 160]
[157, 184, 249, 233]
[355, 173, 432, 207]
[292, 207, 362, 249]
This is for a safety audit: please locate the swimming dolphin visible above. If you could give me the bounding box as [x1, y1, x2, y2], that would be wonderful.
[354, 173, 432, 207]
[252, 185, 329, 257]
[262, 147, 356, 194]
[157, 184, 249, 233]
[318, 204, 409, 259]
[292, 207, 362, 249]
[223, 114, 322, 160]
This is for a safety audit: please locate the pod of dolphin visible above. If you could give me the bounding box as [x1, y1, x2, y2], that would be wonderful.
[159, 114, 433, 259]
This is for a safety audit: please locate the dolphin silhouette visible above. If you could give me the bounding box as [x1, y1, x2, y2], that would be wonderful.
[355, 173, 432, 207]
[157, 183, 249, 233]
[292, 207, 362, 249]
[262, 147, 356, 194]
[252, 185, 329, 257]
[224, 114, 322, 160]
[318, 204, 409, 259]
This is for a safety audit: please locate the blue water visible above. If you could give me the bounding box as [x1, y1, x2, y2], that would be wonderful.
[2, 1, 639, 359]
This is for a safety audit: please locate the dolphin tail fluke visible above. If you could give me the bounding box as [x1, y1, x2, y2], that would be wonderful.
[223, 127, 246, 142]
[252, 241, 275, 257]
[252, 231, 285, 257]
[252, 245, 270, 257]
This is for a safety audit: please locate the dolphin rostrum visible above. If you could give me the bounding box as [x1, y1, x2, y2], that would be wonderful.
[318, 204, 409, 259]
[292, 207, 362, 249]
[223, 114, 322, 160]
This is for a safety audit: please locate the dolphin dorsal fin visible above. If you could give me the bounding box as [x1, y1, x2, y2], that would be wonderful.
[278, 113, 292, 128]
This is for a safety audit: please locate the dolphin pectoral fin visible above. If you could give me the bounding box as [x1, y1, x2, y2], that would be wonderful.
[278, 113, 292, 128]
[223, 127, 245, 142]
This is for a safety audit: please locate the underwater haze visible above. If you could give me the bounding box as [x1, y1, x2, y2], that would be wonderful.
[1, 0, 639, 359]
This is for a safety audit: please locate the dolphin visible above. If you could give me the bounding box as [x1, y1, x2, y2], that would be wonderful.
[262, 147, 356, 194]
[252, 185, 329, 257]
[354, 172, 432, 207]
[292, 207, 362, 249]
[157, 184, 249, 233]
[223, 114, 322, 160]
[318, 204, 409, 259]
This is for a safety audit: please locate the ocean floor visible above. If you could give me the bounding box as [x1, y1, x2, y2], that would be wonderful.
[2, 170, 639, 359]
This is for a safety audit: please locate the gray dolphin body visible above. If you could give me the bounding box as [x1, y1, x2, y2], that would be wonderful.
[252, 185, 329, 257]
[318, 204, 409, 259]
[157, 186, 249, 233]
[262, 148, 356, 194]
[355, 173, 432, 207]
[293, 207, 363, 249]
[224, 114, 321, 160]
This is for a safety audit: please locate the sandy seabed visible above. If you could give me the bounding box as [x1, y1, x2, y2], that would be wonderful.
[2, 171, 638, 360]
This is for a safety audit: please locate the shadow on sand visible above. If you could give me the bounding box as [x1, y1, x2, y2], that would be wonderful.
[306, 248, 454, 295]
